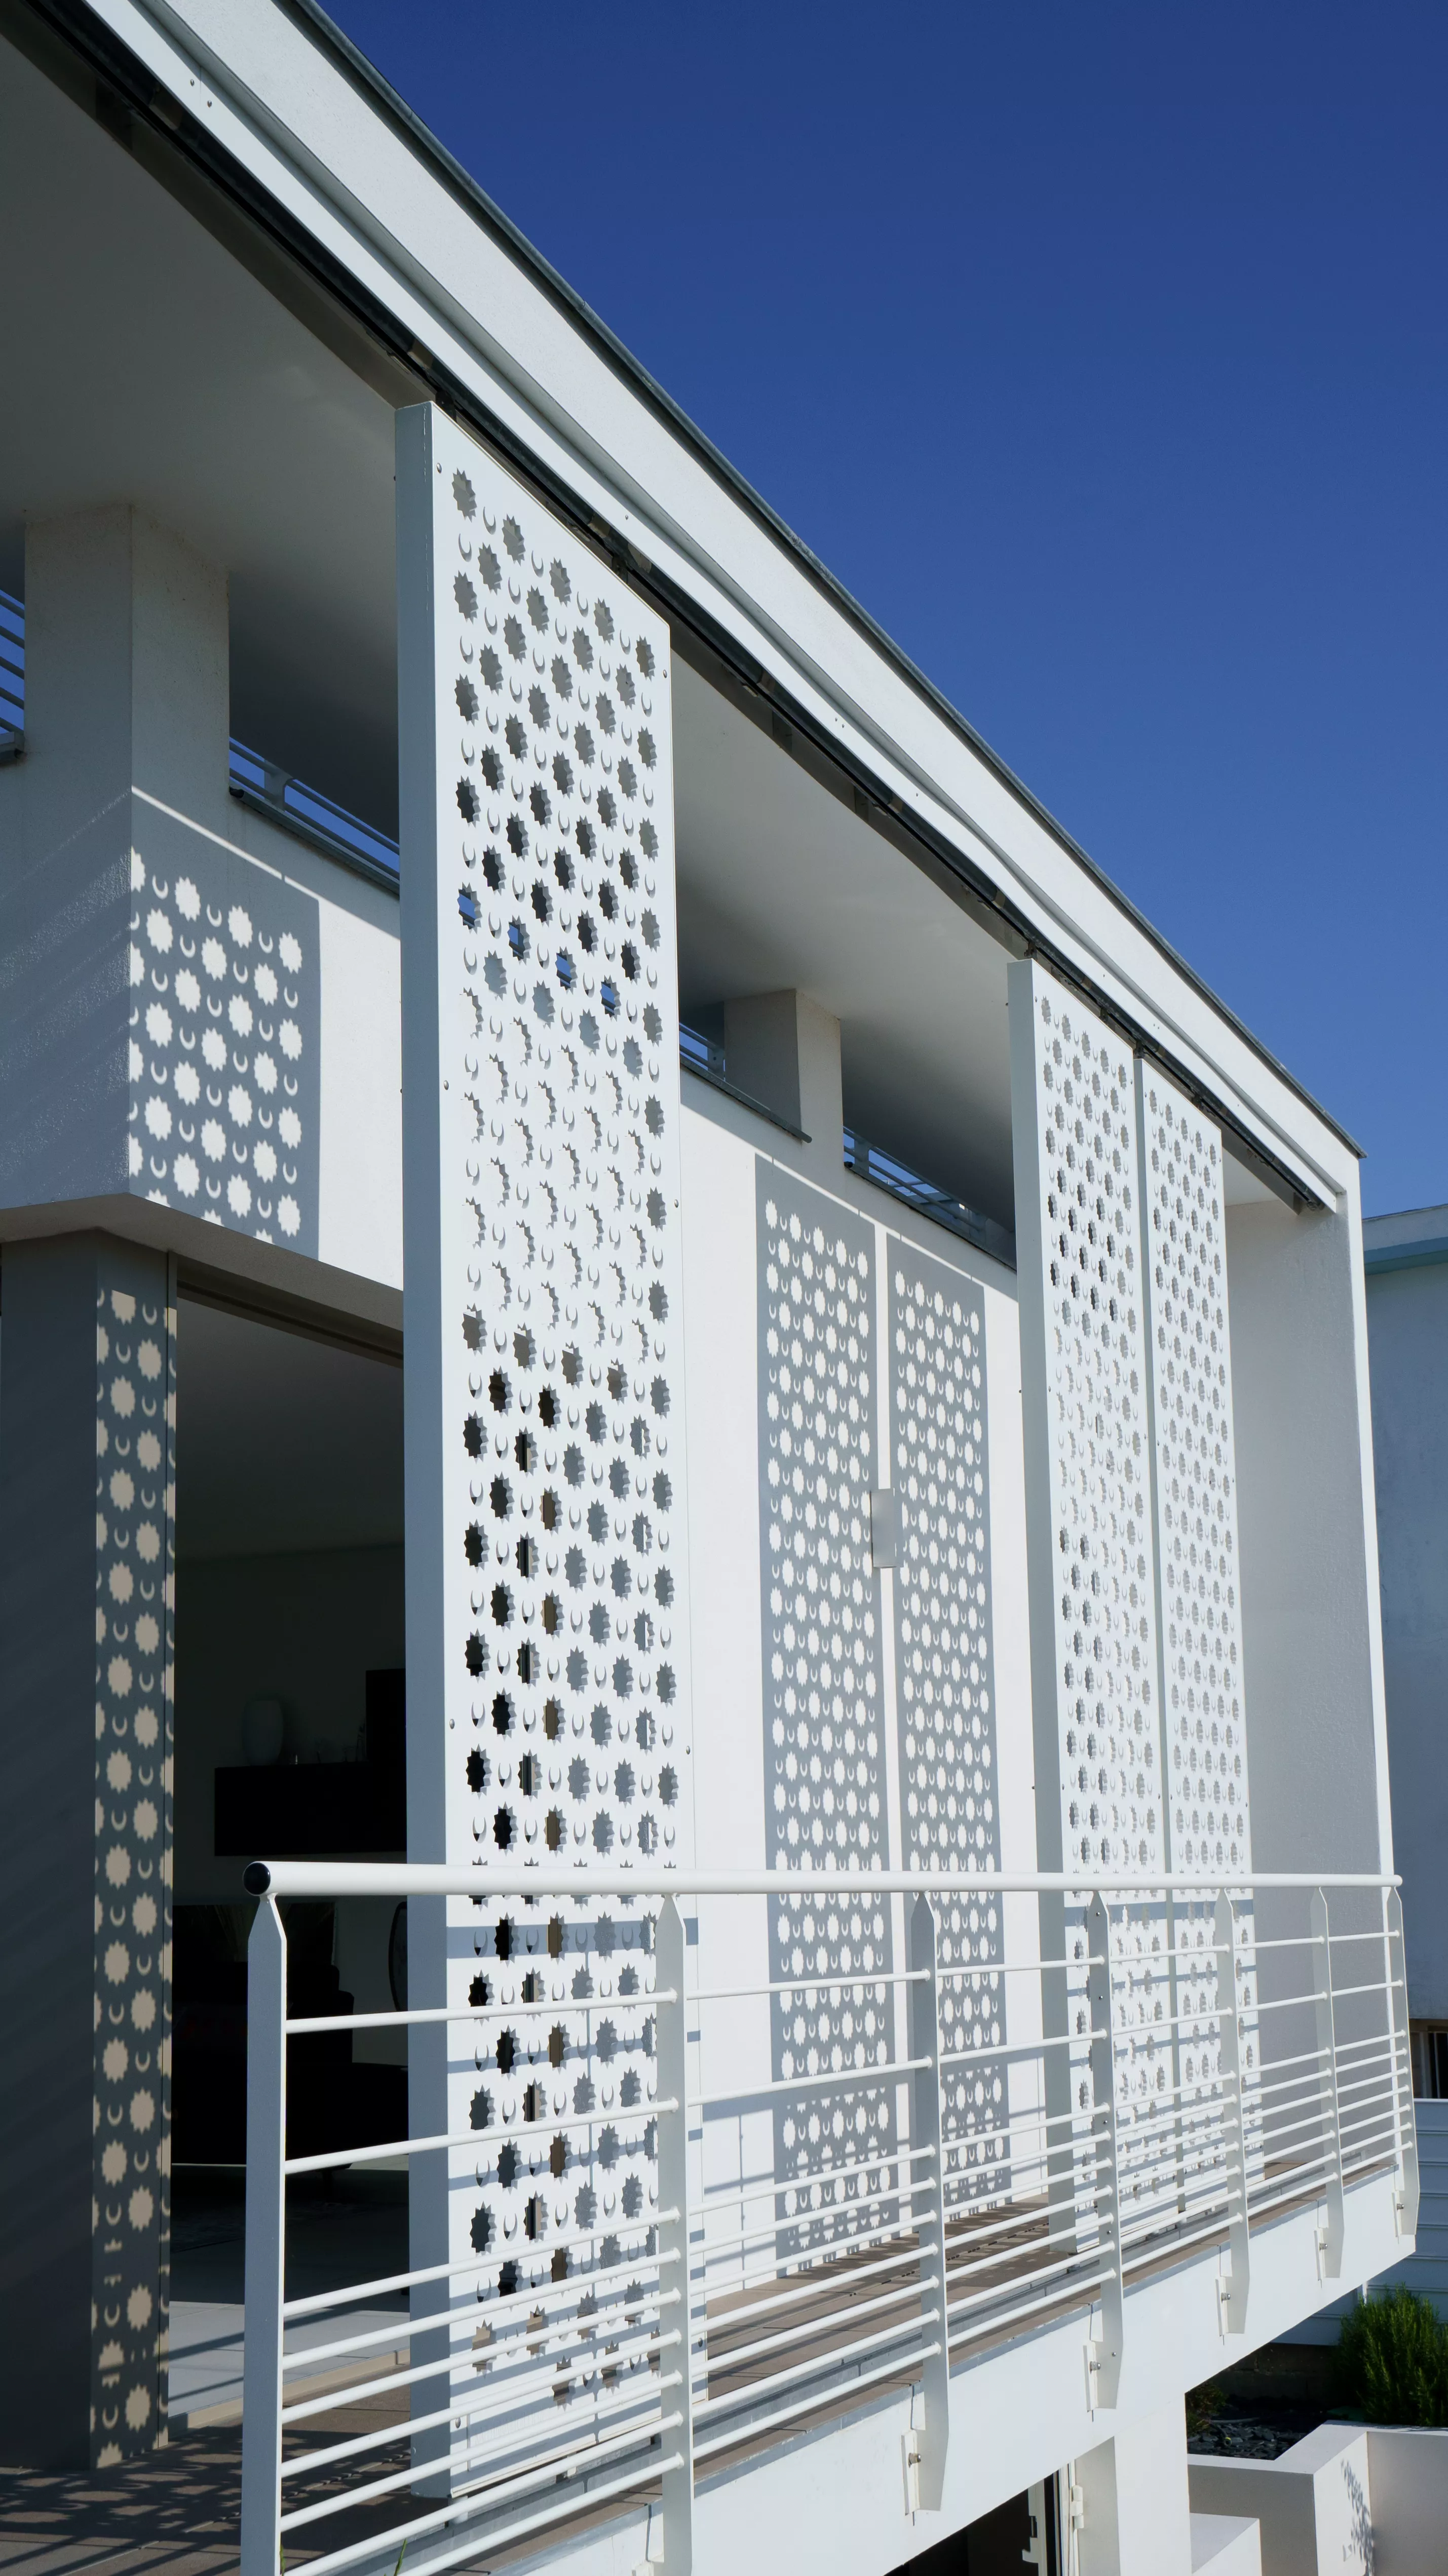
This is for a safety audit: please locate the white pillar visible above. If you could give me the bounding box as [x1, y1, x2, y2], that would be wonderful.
[0, 1234, 176, 2468]
[723, 987, 843, 1189]
[1226, 1182, 1389, 1879]
[0, 508, 232, 1212]
[1077, 2396, 1194, 2576]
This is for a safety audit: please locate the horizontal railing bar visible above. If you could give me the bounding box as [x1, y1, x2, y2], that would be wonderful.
[947, 2230, 1114, 2308]
[691, 2342, 936, 2467]
[696, 2274, 929, 2381]
[692, 2054, 930, 2112]
[1245, 2163, 1333, 2221]
[282, 2343, 485, 2422]
[695, 2308, 934, 2425]
[1254, 2116, 1330, 2161]
[1335, 2029, 1396, 2059]
[699, 2137, 936, 2226]
[296, 2438, 685, 2576]
[280, 2309, 678, 2432]
[285, 1990, 678, 2036]
[456, 2308, 675, 2401]
[1120, 2207, 1232, 2277]
[947, 2269, 1107, 2353]
[1116, 2156, 1240, 2224]
[281, 2397, 681, 2535]
[692, 2236, 930, 2328]
[697, 2187, 938, 2276]
[284, 2100, 676, 2175]
[938, 1954, 1098, 1980]
[283, 2359, 682, 2482]
[1338, 2068, 1396, 2104]
[244, 1861, 1400, 1901]
[692, 1970, 930, 2004]
[938, 2028, 1081, 2072]
[942, 2190, 1102, 2266]
[281, 2276, 681, 2377]
[1253, 2050, 1332, 2086]
[1120, 2203, 1236, 2273]
[283, 2227, 678, 2327]
[449, 2373, 682, 2476]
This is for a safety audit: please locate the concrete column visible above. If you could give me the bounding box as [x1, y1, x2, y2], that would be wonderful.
[0, 1234, 176, 2468]
[0, 507, 231, 1212]
[1077, 2396, 1195, 2576]
[1226, 1180, 1390, 1879]
[723, 988, 843, 1191]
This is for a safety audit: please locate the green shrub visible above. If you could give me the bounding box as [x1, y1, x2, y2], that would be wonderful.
[1336, 2285, 1448, 2428]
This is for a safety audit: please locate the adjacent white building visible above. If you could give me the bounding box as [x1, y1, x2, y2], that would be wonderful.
[0, 7, 1416, 2574]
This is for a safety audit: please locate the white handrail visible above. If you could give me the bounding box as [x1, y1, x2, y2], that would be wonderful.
[243, 1859, 1399, 1899]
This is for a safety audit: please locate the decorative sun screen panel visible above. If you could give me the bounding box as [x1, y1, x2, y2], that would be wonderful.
[91, 1250, 175, 2465]
[1136, 1061, 1258, 2156]
[755, 1163, 893, 2246]
[397, 406, 689, 2475]
[886, 1240, 1006, 2205]
[1009, 960, 1162, 1880]
[1007, 959, 1169, 2192]
[127, 826, 319, 1254]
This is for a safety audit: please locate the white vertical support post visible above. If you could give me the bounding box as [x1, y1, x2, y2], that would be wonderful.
[1385, 1889, 1420, 2240]
[654, 1897, 694, 2575]
[1085, 1894, 1124, 2408]
[240, 1898, 287, 2576]
[1212, 1895, 1250, 2335]
[906, 1893, 950, 2510]
[1311, 1889, 1344, 2277]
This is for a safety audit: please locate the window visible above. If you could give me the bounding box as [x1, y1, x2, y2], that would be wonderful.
[1411, 2023, 1448, 2099]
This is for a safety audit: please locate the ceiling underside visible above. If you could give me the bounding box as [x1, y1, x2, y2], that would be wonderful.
[0, 30, 402, 827]
[673, 660, 1015, 1221]
[176, 1298, 402, 1559]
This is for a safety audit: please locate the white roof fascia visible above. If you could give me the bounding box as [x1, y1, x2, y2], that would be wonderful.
[91, 0, 1350, 1207]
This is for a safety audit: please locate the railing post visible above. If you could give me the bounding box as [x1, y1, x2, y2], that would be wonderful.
[906, 1892, 950, 2510]
[1311, 1888, 1345, 2278]
[1212, 1895, 1250, 2335]
[240, 1897, 287, 2576]
[654, 1896, 695, 2575]
[1085, 1894, 1124, 2408]
[1385, 1889, 1421, 2240]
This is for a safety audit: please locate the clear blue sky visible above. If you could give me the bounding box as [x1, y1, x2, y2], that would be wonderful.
[329, 1, 1445, 1214]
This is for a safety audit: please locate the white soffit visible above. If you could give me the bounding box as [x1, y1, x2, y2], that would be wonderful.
[674, 660, 1014, 1226]
[0, 29, 399, 824]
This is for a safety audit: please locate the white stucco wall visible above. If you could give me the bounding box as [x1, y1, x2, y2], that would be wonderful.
[1363, 1244, 1448, 2017]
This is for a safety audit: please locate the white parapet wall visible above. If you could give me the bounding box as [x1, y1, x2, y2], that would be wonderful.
[0, 505, 401, 1305]
[1192, 2514, 1264, 2575]
[1189, 2419, 1448, 2576]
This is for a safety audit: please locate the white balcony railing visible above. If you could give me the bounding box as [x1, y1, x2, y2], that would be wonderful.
[237, 1862, 1416, 2576]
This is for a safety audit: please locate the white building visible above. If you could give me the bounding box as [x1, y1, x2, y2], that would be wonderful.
[0, 7, 1415, 2573]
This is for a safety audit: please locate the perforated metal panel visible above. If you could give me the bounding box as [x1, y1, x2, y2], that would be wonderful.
[756, 1165, 893, 2243]
[128, 832, 319, 1253]
[1136, 1063, 1258, 2156]
[399, 408, 690, 2473]
[886, 1241, 1005, 2201]
[1008, 960, 1170, 2191]
[91, 1253, 175, 2465]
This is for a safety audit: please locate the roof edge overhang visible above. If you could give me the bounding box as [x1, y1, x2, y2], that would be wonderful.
[7, 0, 1359, 1210]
